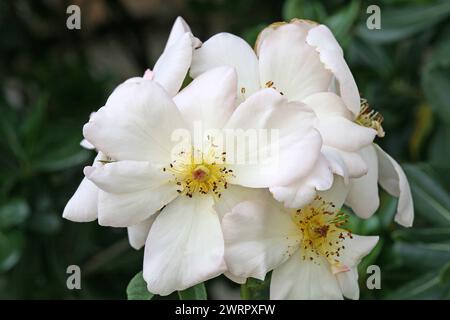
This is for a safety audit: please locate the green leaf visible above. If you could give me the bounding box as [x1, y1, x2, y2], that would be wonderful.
[348, 38, 394, 77]
[429, 126, 450, 171]
[392, 227, 450, 243]
[33, 147, 91, 173]
[20, 96, 48, 146]
[240, 276, 270, 300]
[325, 0, 360, 47]
[178, 283, 207, 300]
[377, 192, 398, 230]
[422, 33, 450, 125]
[126, 271, 153, 300]
[0, 198, 30, 229]
[357, 1, 450, 43]
[386, 263, 450, 299]
[282, 0, 327, 22]
[387, 272, 444, 299]
[403, 164, 450, 226]
[439, 262, 450, 284]
[0, 230, 24, 272]
[28, 212, 62, 235]
[393, 241, 450, 270]
[409, 103, 434, 161]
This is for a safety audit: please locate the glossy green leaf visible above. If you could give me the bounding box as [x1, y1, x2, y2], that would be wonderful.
[282, 0, 327, 22]
[357, 1, 450, 43]
[386, 272, 444, 299]
[178, 282, 207, 300]
[403, 164, 450, 226]
[325, 0, 360, 46]
[126, 271, 153, 300]
[0, 198, 30, 229]
[393, 228, 450, 243]
[240, 276, 270, 300]
[393, 241, 450, 270]
[0, 230, 24, 272]
[422, 33, 450, 125]
[386, 263, 450, 299]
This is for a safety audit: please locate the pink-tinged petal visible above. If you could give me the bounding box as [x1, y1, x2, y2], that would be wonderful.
[142, 69, 154, 80]
[374, 144, 414, 227]
[144, 195, 225, 296]
[336, 267, 359, 300]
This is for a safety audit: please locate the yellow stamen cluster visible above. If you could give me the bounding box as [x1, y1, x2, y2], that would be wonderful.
[291, 196, 352, 269]
[356, 99, 385, 137]
[163, 146, 234, 198]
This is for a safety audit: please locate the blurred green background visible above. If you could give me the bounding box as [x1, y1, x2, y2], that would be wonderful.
[0, 0, 449, 299]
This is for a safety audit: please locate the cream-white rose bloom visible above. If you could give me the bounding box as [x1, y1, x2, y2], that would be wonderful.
[346, 102, 414, 227]
[62, 17, 199, 246]
[190, 19, 377, 208]
[81, 63, 324, 295]
[222, 177, 379, 299]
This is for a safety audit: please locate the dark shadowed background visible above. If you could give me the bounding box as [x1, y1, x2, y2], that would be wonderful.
[0, 0, 449, 299]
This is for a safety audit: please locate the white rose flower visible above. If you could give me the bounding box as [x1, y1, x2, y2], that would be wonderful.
[81, 64, 323, 295]
[63, 16, 198, 230]
[190, 19, 377, 208]
[222, 177, 379, 299]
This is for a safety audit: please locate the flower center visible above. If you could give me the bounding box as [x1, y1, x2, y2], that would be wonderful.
[192, 165, 210, 182]
[163, 146, 234, 198]
[355, 99, 385, 137]
[292, 196, 352, 271]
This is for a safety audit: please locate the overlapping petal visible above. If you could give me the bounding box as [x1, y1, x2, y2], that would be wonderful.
[83, 80, 187, 164]
[270, 251, 343, 300]
[143, 195, 225, 295]
[174, 66, 237, 131]
[224, 89, 322, 187]
[258, 22, 332, 102]
[191, 33, 260, 101]
[84, 161, 178, 227]
[375, 144, 414, 227]
[222, 192, 300, 280]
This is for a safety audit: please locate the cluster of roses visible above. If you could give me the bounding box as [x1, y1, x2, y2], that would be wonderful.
[63, 17, 413, 299]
